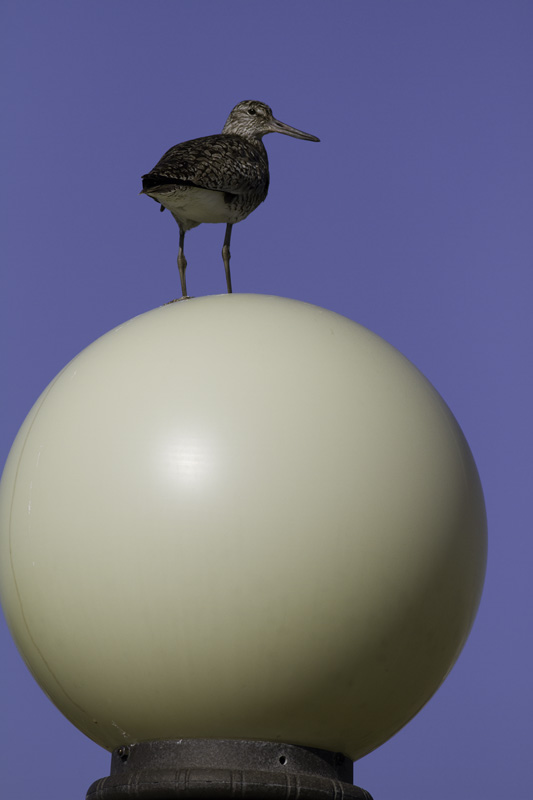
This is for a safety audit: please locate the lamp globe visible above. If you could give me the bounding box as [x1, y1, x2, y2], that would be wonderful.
[0, 294, 486, 799]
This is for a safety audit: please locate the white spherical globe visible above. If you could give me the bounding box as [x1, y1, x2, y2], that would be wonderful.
[0, 294, 486, 759]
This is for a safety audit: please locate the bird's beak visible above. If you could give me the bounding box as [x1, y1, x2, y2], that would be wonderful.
[268, 117, 320, 142]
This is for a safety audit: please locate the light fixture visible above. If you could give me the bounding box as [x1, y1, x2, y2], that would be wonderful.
[0, 294, 487, 798]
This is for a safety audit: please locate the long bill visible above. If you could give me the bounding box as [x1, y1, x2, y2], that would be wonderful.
[268, 118, 320, 142]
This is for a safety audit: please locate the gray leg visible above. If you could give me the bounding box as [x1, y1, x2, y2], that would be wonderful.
[177, 228, 189, 299]
[222, 224, 233, 294]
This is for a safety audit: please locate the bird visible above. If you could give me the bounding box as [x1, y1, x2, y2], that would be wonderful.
[141, 100, 319, 299]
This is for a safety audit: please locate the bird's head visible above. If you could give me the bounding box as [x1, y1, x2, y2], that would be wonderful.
[222, 100, 320, 143]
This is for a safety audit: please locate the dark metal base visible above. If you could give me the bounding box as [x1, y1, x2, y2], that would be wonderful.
[86, 739, 373, 800]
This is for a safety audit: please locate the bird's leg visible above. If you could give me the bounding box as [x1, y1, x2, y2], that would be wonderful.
[222, 223, 233, 294]
[177, 228, 189, 299]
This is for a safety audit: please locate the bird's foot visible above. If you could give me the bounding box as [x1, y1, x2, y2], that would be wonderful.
[163, 295, 193, 305]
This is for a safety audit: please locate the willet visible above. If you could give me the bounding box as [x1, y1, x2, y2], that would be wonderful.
[141, 100, 319, 299]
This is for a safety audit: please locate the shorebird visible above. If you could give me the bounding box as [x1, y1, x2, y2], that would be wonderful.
[141, 100, 319, 299]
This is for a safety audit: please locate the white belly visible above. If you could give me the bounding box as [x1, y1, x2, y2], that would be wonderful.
[156, 186, 246, 226]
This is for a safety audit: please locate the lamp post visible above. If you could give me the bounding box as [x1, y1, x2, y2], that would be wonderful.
[0, 294, 487, 799]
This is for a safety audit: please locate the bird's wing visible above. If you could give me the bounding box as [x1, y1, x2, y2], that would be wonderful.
[142, 134, 268, 197]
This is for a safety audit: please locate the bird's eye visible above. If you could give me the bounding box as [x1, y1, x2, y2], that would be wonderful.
[247, 108, 256, 115]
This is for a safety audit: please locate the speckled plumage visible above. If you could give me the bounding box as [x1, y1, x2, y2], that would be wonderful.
[142, 133, 270, 229]
[141, 100, 319, 299]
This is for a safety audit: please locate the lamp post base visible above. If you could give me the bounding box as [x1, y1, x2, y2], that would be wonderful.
[86, 739, 373, 800]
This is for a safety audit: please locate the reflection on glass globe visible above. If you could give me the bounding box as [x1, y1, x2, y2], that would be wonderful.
[0, 294, 486, 760]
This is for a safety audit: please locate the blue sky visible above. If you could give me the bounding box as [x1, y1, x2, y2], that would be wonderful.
[1, 2, 532, 798]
